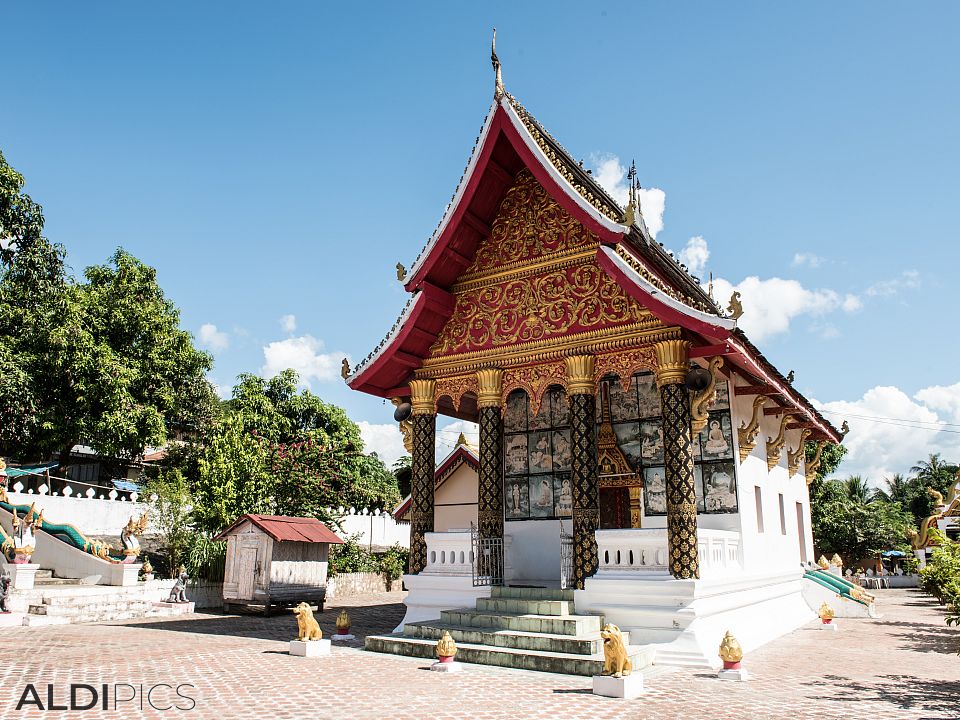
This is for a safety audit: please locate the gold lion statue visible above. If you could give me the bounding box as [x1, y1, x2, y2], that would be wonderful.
[293, 602, 323, 641]
[600, 623, 632, 678]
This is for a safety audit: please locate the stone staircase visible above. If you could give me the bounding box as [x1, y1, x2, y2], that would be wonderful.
[366, 586, 655, 675]
[4, 573, 192, 626]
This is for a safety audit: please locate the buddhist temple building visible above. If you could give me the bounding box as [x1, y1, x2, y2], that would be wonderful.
[347, 38, 850, 669]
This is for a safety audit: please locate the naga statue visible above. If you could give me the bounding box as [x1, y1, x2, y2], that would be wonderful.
[909, 483, 957, 550]
[8, 504, 43, 564]
[120, 513, 149, 562]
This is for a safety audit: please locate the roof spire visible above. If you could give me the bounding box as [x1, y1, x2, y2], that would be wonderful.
[491, 28, 504, 100]
[621, 159, 638, 226]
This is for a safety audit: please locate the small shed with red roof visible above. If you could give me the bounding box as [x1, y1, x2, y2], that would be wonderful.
[215, 514, 343, 614]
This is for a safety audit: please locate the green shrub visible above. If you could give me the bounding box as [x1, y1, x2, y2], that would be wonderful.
[918, 529, 960, 605]
[328, 534, 379, 576]
[378, 544, 408, 584]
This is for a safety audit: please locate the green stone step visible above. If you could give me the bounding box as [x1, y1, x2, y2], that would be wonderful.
[440, 608, 602, 636]
[365, 634, 655, 676]
[491, 586, 576, 602]
[475, 597, 573, 616]
[404, 621, 603, 655]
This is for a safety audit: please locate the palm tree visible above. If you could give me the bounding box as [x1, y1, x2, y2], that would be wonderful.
[911, 453, 956, 487]
[873, 473, 908, 503]
[844, 475, 872, 504]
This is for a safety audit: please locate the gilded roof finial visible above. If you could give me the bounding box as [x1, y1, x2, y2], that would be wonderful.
[456, 432, 469, 447]
[396, 263, 407, 282]
[707, 272, 714, 301]
[727, 291, 744, 320]
[491, 28, 504, 100]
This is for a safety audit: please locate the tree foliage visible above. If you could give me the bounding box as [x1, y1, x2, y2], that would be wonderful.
[809, 478, 914, 565]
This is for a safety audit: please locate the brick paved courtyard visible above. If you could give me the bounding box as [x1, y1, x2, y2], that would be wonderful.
[0, 588, 957, 720]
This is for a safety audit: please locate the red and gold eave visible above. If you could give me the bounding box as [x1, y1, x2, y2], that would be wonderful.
[347, 95, 843, 444]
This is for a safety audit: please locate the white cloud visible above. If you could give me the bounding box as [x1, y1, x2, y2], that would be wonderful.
[261, 335, 348, 385]
[791, 252, 825, 269]
[358, 421, 407, 468]
[590, 154, 666, 237]
[866, 270, 921, 297]
[198, 323, 229, 352]
[710, 275, 861, 342]
[815, 383, 960, 483]
[279, 314, 297, 333]
[679, 236, 709, 277]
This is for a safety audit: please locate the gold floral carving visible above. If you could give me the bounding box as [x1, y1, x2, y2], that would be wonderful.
[737, 396, 766, 462]
[409, 379, 437, 416]
[765, 414, 793, 471]
[432, 263, 650, 356]
[691, 357, 724, 435]
[805, 441, 827, 485]
[475, 368, 503, 408]
[593, 346, 658, 389]
[500, 361, 566, 412]
[787, 429, 813, 476]
[462, 169, 599, 276]
[434, 375, 477, 411]
[653, 339, 690, 388]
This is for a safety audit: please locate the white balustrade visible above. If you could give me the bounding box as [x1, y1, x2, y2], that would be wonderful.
[37, 484, 49, 495]
[596, 529, 670, 574]
[13, 482, 24, 493]
[423, 531, 474, 576]
[596, 528, 743, 576]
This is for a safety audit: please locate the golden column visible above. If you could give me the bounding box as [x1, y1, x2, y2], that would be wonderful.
[565, 354, 599, 589]
[408, 378, 437, 574]
[476, 369, 505, 540]
[654, 339, 700, 580]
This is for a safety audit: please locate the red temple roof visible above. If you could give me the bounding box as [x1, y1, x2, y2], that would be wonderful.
[346, 88, 842, 443]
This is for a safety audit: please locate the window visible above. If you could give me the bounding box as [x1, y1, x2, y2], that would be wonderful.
[754, 487, 764, 533]
[778, 494, 787, 535]
[796, 502, 808, 562]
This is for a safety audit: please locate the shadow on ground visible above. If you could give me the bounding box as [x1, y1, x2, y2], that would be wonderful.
[102, 597, 405, 644]
[804, 673, 959, 716]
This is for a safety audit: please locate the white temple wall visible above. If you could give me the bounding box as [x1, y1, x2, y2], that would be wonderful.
[435, 463, 479, 533]
[5, 490, 152, 537]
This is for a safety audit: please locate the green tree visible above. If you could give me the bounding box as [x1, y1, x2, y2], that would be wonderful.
[872, 473, 909, 503]
[805, 441, 847, 482]
[810, 479, 914, 566]
[843, 475, 872, 504]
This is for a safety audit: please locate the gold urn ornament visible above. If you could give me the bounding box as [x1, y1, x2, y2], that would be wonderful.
[435, 630, 458, 663]
[830, 553, 843, 568]
[818, 602, 835, 624]
[718, 630, 743, 669]
[817, 555, 830, 570]
[335, 610, 351, 635]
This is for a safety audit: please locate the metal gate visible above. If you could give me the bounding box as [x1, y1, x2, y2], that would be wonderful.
[470, 523, 504, 587]
[560, 524, 574, 589]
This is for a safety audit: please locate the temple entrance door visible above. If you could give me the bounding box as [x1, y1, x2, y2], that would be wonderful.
[599, 487, 631, 529]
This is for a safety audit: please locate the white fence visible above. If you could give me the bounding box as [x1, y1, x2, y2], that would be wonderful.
[330, 507, 409, 549]
[596, 528, 743, 577]
[4, 486, 153, 537]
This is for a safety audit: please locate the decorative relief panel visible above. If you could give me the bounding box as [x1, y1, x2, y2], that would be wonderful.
[500, 361, 567, 413]
[463, 168, 598, 276]
[434, 375, 477, 411]
[593, 347, 658, 389]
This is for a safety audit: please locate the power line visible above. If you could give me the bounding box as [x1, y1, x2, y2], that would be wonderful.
[819, 408, 960, 429]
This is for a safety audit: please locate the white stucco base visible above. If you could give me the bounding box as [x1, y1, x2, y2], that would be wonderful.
[801, 576, 878, 618]
[394, 573, 492, 632]
[2, 562, 40, 590]
[576, 567, 814, 668]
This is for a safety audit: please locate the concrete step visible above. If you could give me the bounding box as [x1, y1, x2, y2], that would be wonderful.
[440, 608, 602, 636]
[475, 597, 573, 616]
[365, 633, 655, 676]
[404, 621, 604, 655]
[491, 586, 575, 602]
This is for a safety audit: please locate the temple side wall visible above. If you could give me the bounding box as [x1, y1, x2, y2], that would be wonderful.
[731, 380, 815, 574]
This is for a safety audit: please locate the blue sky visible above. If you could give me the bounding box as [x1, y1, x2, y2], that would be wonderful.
[2, 2, 958, 480]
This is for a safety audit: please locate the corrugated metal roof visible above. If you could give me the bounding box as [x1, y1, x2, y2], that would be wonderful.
[214, 514, 343, 544]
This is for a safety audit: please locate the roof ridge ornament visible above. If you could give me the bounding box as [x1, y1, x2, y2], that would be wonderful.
[491, 28, 505, 100]
[621, 160, 640, 226]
